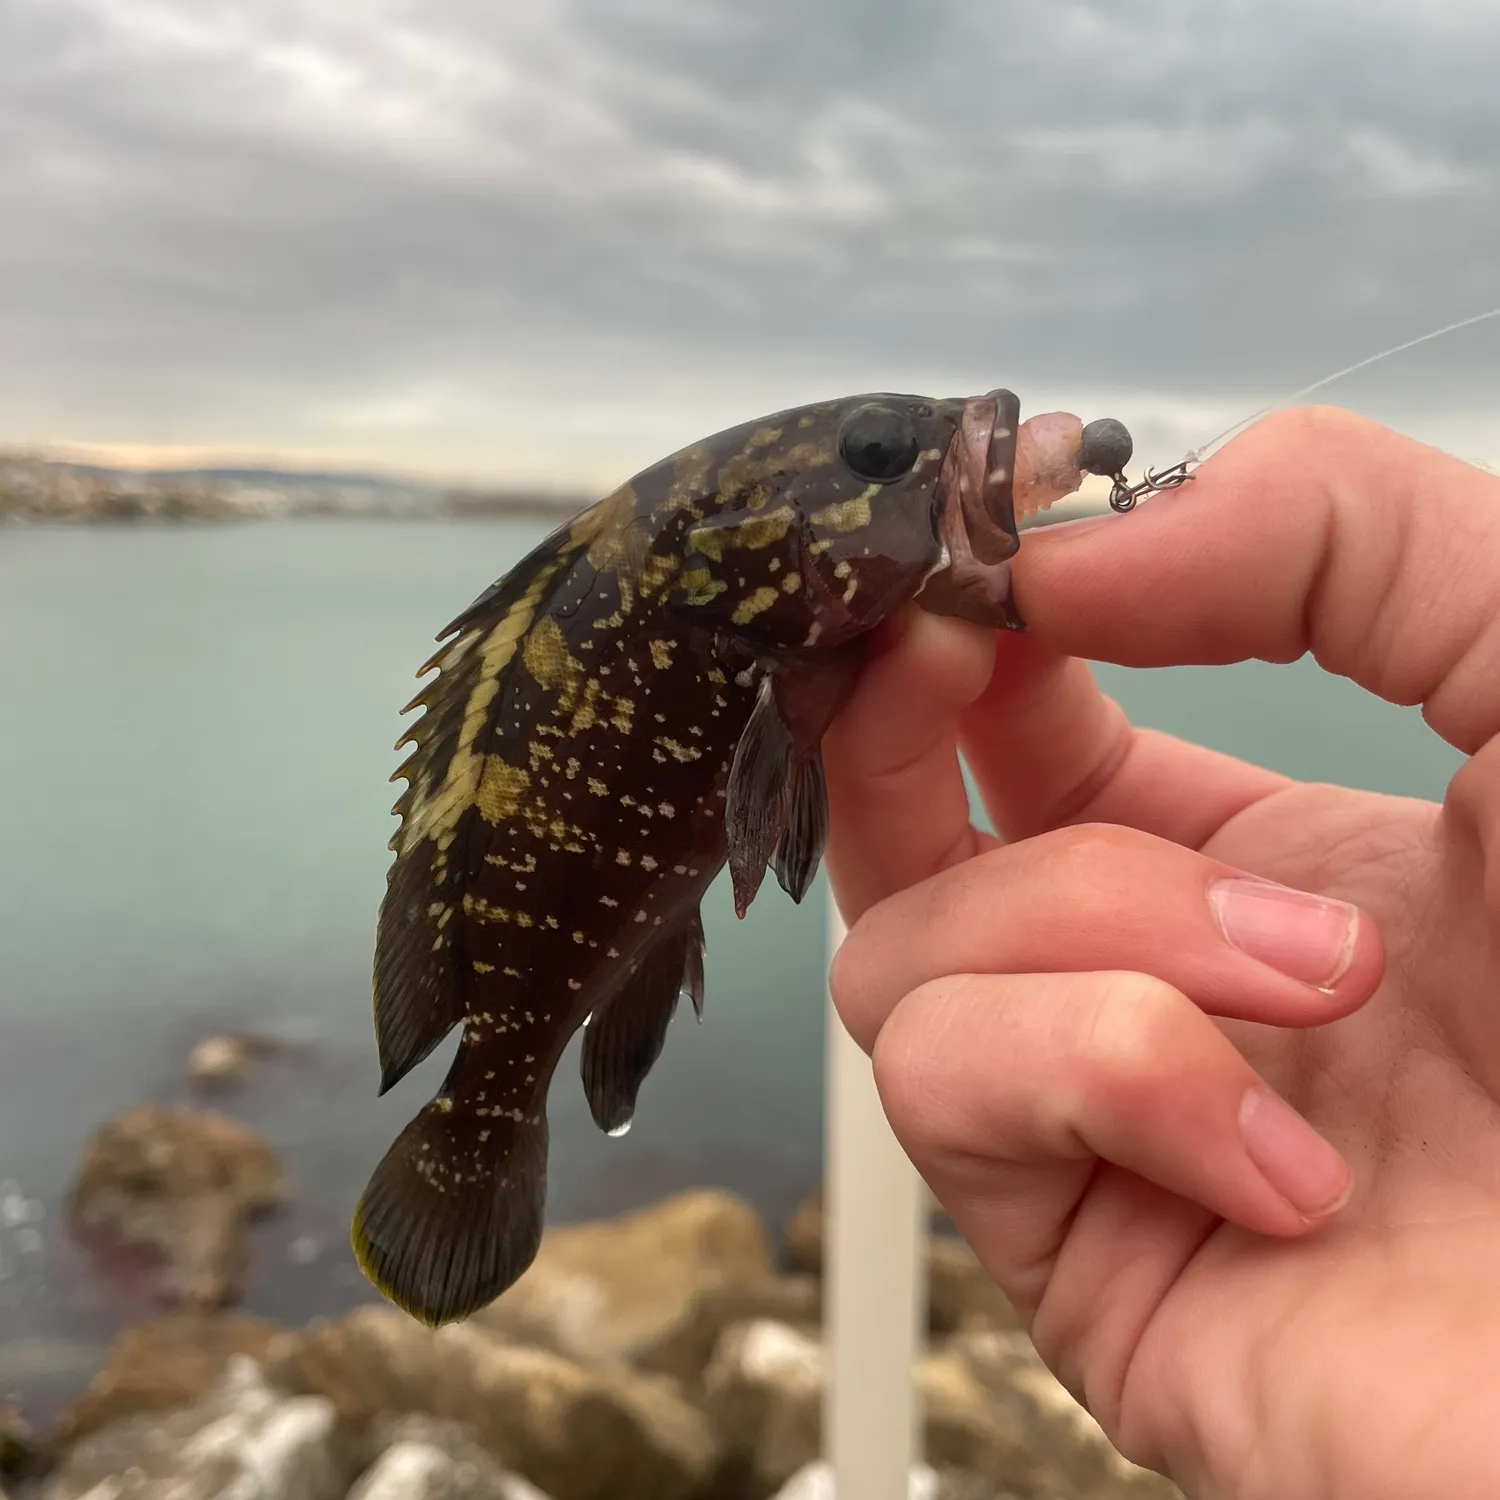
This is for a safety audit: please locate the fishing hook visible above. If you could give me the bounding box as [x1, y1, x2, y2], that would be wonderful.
[1107, 460, 1196, 512]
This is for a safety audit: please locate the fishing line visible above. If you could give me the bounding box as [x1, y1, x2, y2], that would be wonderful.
[1109, 303, 1500, 511]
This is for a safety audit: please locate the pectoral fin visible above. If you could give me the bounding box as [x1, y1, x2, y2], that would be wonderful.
[725, 674, 794, 918]
[581, 908, 706, 1134]
[773, 754, 828, 904]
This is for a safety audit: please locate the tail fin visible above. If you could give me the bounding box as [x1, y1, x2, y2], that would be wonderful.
[351, 1098, 548, 1326]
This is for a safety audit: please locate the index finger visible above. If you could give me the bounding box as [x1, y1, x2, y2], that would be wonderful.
[825, 406, 1500, 918]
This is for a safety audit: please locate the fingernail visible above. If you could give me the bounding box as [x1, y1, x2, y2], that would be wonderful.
[1209, 878, 1358, 988]
[1239, 1087, 1352, 1219]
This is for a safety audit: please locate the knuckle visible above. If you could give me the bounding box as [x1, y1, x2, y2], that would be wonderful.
[870, 977, 977, 1151]
[1041, 822, 1145, 885]
[1076, 971, 1184, 1088]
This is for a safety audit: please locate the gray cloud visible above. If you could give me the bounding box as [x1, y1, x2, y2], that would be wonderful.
[1, 0, 1496, 484]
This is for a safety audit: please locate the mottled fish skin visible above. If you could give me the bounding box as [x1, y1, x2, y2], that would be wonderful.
[352, 389, 1106, 1327]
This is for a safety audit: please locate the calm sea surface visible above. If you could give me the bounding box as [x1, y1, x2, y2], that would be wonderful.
[0, 518, 1465, 1414]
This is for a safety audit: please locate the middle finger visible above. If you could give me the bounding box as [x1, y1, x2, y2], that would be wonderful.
[832, 821, 1384, 1054]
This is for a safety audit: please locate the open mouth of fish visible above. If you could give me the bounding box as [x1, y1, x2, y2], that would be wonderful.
[917, 389, 1131, 632]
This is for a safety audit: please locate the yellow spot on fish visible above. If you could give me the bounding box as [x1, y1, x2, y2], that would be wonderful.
[782, 571, 801, 594]
[655, 738, 701, 763]
[523, 615, 584, 694]
[587, 777, 608, 797]
[616, 850, 632, 866]
[475, 756, 531, 825]
[677, 567, 727, 606]
[811, 493, 874, 532]
[649, 639, 674, 670]
[687, 508, 794, 562]
[731, 587, 779, 625]
[473, 960, 495, 974]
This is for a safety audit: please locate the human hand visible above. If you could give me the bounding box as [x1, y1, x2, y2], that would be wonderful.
[821, 408, 1500, 1499]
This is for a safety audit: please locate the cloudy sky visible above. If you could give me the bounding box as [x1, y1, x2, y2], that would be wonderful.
[1, 0, 1496, 488]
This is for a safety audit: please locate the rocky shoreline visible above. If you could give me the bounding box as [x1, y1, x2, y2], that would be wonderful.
[0, 1087, 1182, 1500]
[0, 454, 584, 524]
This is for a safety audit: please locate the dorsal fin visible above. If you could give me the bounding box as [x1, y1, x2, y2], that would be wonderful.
[373, 511, 599, 1094]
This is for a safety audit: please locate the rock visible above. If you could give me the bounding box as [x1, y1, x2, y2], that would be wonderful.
[926, 1240, 1021, 1335]
[0, 1405, 36, 1480]
[275, 1306, 717, 1500]
[780, 1189, 1019, 1334]
[917, 1352, 1042, 1493]
[42, 1355, 357, 1500]
[187, 1034, 282, 1090]
[67, 1105, 286, 1308]
[470, 1189, 775, 1366]
[780, 1189, 825, 1277]
[771, 1461, 1011, 1500]
[947, 1330, 1183, 1498]
[352, 1415, 555, 1500]
[705, 1319, 1137, 1498]
[634, 1275, 821, 1389]
[702, 1320, 824, 1495]
[47, 1312, 287, 1452]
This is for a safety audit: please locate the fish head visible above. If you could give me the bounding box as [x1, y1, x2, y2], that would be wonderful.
[665, 392, 968, 652]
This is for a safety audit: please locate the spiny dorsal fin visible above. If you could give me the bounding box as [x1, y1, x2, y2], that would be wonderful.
[373, 514, 594, 1095]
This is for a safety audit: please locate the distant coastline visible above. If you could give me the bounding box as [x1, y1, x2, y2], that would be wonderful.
[0, 452, 589, 525]
[0, 451, 1113, 529]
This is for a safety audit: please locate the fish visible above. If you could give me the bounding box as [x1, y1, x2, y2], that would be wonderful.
[350, 388, 1135, 1326]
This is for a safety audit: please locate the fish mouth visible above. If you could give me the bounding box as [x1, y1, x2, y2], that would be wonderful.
[916, 389, 1026, 631]
[952, 388, 1022, 567]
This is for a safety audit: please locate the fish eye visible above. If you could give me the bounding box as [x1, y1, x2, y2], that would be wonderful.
[837, 404, 919, 483]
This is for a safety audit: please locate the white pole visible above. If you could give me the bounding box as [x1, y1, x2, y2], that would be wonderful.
[823, 900, 927, 1498]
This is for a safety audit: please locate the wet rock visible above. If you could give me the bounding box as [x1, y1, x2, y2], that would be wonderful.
[47, 1312, 287, 1452]
[67, 1105, 285, 1308]
[947, 1331, 1182, 1499]
[352, 1415, 555, 1500]
[276, 1306, 716, 1500]
[470, 1189, 775, 1366]
[42, 1355, 357, 1500]
[780, 1189, 1019, 1334]
[186, 1034, 283, 1090]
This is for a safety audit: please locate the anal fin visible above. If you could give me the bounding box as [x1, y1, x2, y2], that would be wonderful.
[581, 909, 705, 1134]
